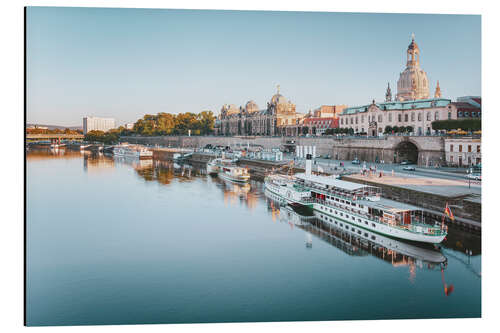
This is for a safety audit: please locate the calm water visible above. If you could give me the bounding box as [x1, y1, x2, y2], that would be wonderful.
[26, 150, 481, 326]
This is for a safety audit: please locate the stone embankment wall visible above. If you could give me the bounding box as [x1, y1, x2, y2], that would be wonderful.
[123, 135, 445, 166]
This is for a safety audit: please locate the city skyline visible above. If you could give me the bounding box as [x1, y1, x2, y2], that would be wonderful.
[26, 7, 481, 126]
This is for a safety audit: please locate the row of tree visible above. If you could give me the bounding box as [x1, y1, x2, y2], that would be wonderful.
[84, 130, 120, 144]
[384, 125, 415, 134]
[431, 119, 481, 131]
[132, 111, 216, 136]
[323, 128, 355, 135]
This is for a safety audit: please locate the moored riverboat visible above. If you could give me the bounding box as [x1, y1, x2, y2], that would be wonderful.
[264, 155, 447, 244]
[219, 164, 250, 183]
[206, 157, 249, 182]
[113, 144, 153, 159]
[277, 204, 446, 264]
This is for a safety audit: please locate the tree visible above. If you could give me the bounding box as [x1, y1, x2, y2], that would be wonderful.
[84, 130, 119, 144]
[432, 119, 481, 132]
[384, 125, 393, 134]
[131, 111, 216, 136]
[198, 111, 215, 135]
[302, 126, 309, 135]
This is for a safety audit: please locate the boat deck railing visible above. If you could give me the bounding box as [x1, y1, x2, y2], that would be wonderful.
[300, 197, 446, 236]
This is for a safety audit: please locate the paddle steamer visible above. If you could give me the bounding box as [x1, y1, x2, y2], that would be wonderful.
[264, 155, 447, 244]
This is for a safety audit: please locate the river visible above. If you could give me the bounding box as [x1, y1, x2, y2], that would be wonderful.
[26, 149, 481, 326]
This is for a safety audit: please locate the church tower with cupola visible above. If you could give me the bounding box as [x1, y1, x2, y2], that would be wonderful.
[385, 82, 392, 102]
[396, 34, 430, 101]
[434, 80, 442, 98]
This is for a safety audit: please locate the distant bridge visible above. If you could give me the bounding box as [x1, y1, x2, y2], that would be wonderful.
[27, 133, 84, 142]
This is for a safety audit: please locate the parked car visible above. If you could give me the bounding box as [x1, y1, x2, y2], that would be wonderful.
[352, 158, 360, 165]
[324, 155, 331, 159]
[467, 173, 482, 181]
[400, 160, 411, 165]
[403, 166, 416, 171]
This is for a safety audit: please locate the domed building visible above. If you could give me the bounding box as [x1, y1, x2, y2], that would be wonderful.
[268, 85, 296, 116]
[396, 34, 430, 101]
[338, 34, 458, 138]
[215, 86, 302, 136]
[245, 100, 259, 113]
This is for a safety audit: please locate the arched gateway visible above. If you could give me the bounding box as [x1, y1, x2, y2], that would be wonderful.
[394, 140, 419, 164]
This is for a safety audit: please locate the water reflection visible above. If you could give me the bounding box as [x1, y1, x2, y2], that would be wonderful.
[28, 150, 480, 283]
[275, 201, 452, 284]
[26, 147, 81, 160]
[26, 150, 481, 323]
[83, 153, 114, 172]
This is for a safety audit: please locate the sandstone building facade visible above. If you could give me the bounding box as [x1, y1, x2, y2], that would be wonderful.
[214, 86, 303, 136]
[339, 35, 481, 136]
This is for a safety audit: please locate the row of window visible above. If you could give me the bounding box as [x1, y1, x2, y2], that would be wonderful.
[449, 144, 480, 153]
[340, 111, 445, 125]
[319, 205, 377, 229]
[449, 156, 482, 165]
[458, 111, 481, 118]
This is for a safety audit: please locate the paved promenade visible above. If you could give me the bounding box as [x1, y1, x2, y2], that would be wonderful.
[346, 173, 481, 198]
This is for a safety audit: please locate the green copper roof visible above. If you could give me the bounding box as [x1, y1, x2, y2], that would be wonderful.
[342, 98, 452, 115]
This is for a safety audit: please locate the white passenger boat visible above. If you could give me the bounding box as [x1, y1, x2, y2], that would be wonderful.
[264, 156, 447, 244]
[113, 144, 153, 159]
[206, 158, 222, 175]
[277, 205, 447, 264]
[207, 157, 249, 182]
[219, 164, 250, 183]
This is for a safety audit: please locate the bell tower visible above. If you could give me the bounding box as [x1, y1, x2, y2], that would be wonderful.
[385, 82, 392, 102]
[434, 80, 442, 98]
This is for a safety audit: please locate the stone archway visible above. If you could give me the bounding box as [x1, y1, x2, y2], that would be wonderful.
[394, 140, 419, 164]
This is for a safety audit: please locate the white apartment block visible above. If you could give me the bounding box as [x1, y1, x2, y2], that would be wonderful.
[83, 116, 116, 134]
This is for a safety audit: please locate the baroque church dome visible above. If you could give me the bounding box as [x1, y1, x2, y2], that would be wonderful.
[271, 93, 288, 105]
[225, 104, 240, 115]
[245, 100, 259, 113]
[396, 35, 430, 101]
[270, 85, 289, 105]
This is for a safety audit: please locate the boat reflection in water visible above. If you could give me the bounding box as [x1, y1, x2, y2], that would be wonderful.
[114, 155, 153, 170]
[267, 192, 449, 282]
[215, 178, 259, 211]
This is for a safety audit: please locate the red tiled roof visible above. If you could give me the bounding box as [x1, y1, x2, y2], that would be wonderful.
[451, 102, 480, 111]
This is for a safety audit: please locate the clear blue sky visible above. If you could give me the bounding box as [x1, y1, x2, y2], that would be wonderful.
[26, 7, 481, 127]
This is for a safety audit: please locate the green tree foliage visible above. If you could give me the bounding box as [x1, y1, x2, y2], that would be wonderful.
[323, 128, 353, 135]
[84, 130, 119, 144]
[431, 119, 481, 131]
[132, 111, 216, 136]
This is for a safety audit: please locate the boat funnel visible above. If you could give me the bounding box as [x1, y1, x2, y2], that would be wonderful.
[305, 154, 312, 176]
